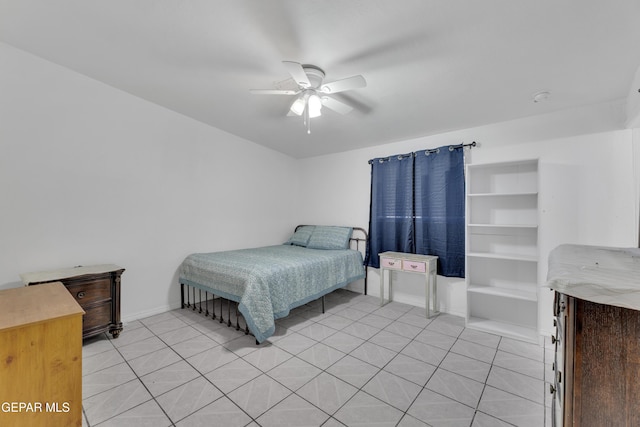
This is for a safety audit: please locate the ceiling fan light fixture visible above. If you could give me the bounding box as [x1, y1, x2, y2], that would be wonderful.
[290, 97, 306, 116]
[308, 94, 322, 118]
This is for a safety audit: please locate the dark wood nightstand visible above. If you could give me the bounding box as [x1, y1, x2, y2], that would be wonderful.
[21, 264, 124, 339]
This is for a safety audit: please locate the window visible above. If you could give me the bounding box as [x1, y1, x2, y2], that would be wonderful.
[367, 145, 465, 277]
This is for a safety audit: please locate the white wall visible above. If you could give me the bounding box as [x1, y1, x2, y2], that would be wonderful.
[3, 40, 638, 337]
[0, 43, 298, 320]
[295, 100, 638, 335]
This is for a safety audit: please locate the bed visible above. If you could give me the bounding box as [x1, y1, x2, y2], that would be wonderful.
[178, 225, 368, 343]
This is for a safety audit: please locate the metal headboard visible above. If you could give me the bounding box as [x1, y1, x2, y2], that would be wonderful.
[294, 225, 369, 295]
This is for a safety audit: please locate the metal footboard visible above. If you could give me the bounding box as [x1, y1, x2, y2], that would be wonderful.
[180, 282, 250, 335]
[179, 281, 329, 344]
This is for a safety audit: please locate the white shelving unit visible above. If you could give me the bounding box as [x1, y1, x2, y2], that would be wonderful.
[465, 159, 540, 343]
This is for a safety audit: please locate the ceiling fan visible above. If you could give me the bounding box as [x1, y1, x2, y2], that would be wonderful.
[250, 61, 366, 134]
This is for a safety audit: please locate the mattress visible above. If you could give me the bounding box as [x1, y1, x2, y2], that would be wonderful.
[179, 244, 365, 342]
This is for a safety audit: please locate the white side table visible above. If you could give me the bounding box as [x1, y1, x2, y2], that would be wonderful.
[379, 252, 439, 318]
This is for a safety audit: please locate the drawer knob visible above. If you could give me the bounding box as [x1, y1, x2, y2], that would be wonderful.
[77, 291, 86, 299]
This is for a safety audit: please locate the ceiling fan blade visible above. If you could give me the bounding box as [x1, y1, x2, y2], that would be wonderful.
[320, 75, 366, 94]
[249, 89, 298, 95]
[321, 96, 354, 115]
[282, 61, 311, 88]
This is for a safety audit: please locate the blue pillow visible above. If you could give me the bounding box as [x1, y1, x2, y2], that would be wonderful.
[307, 226, 352, 250]
[286, 225, 315, 247]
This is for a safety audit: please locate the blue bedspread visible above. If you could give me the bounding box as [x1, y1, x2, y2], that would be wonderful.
[179, 245, 365, 343]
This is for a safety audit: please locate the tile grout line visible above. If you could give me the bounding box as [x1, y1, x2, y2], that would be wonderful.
[82, 293, 548, 427]
[289, 303, 472, 425]
[468, 335, 504, 427]
[98, 321, 178, 427]
[148, 311, 260, 426]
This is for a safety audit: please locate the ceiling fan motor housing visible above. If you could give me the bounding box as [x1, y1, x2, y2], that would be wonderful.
[301, 65, 325, 88]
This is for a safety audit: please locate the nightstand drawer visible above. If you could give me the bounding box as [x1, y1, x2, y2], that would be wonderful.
[380, 257, 402, 270]
[66, 278, 111, 307]
[402, 260, 426, 273]
[83, 303, 112, 331]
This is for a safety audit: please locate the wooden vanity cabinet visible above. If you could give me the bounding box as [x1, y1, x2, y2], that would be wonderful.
[0, 282, 84, 427]
[552, 292, 640, 426]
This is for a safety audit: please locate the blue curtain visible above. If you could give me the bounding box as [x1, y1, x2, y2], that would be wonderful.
[367, 145, 465, 277]
[414, 147, 465, 277]
[367, 154, 414, 268]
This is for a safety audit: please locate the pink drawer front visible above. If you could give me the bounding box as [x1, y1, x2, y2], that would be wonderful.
[381, 257, 402, 270]
[402, 260, 427, 273]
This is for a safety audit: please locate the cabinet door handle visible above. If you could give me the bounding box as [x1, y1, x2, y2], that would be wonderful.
[551, 334, 558, 344]
[549, 384, 556, 394]
[77, 291, 86, 299]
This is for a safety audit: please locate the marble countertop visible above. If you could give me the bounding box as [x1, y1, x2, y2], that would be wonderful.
[20, 264, 123, 285]
[547, 244, 640, 310]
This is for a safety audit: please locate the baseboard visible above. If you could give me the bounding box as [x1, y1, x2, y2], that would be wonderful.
[121, 292, 468, 325]
[382, 292, 464, 318]
[121, 301, 183, 324]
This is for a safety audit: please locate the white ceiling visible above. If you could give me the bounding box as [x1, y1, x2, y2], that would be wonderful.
[2, 0, 640, 158]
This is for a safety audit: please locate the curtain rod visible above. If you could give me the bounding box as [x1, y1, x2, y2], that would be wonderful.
[368, 141, 476, 164]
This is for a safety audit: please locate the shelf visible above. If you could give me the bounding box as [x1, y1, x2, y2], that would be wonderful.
[468, 192, 538, 198]
[466, 158, 539, 343]
[466, 160, 539, 195]
[467, 284, 537, 301]
[467, 252, 538, 262]
[466, 317, 539, 344]
[467, 223, 538, 229]
[467, 159, 539, 170]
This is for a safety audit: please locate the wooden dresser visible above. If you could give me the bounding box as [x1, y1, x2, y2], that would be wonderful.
[552, 292, 640, 426]
[21, 264, 124, 339]
[0, 282, 84, 427]
[548, 244, 640, 427]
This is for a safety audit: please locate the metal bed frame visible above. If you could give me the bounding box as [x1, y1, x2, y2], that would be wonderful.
[179, 226, 368, 340]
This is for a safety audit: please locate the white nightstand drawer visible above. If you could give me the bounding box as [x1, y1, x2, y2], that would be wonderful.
[380, 257, 402, 270]
[402, 260, 426, 273]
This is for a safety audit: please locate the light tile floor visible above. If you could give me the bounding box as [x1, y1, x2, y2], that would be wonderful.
[82, 289, 553, 426]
